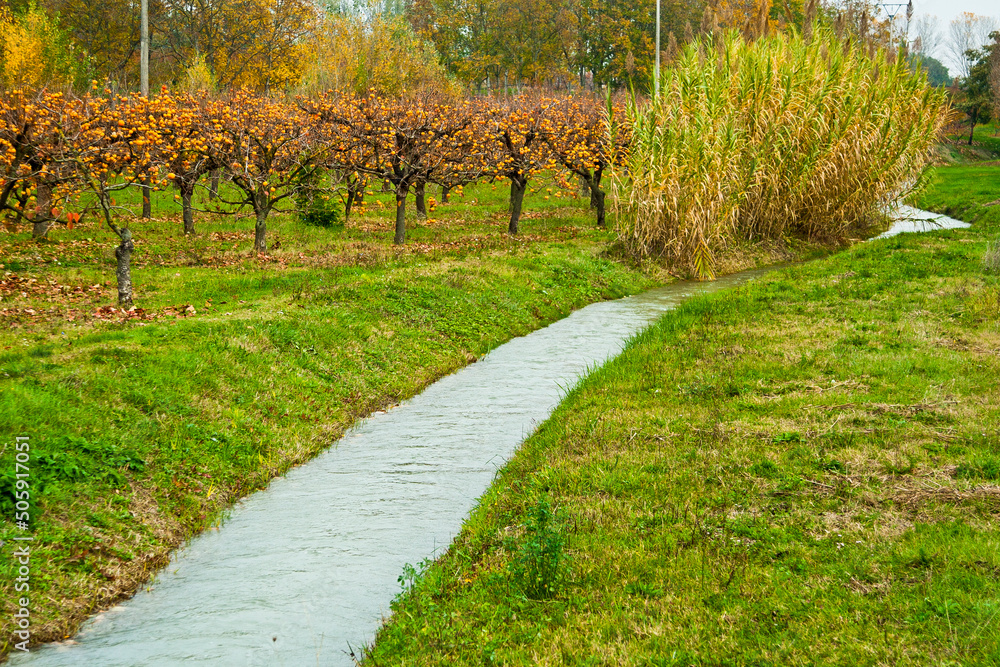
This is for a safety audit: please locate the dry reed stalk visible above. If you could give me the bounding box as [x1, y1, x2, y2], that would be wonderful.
[610, 28, 949, 277]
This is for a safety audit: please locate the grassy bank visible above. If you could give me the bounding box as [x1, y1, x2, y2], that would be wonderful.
[0, 179, 668, 657]
[366, 166, 1000, 665]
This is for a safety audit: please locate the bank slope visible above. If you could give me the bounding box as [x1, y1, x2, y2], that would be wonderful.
[0, 235, 657, 657]
[368, 191, 1000, 665]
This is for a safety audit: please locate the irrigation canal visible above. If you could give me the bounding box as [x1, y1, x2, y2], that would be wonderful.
[12, 208, 969, 666]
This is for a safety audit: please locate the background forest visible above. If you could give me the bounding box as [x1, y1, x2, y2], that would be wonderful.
[0, 0, 989, 96]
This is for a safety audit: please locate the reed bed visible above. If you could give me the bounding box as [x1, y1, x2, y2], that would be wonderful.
[612, 29, 950, 277]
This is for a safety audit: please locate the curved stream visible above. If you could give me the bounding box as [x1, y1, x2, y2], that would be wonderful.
[13, 209, 969, 666]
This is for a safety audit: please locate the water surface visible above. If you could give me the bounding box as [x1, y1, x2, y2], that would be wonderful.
[874, 205, 971, 238]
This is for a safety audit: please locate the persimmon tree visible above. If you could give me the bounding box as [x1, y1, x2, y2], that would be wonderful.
[302, 94, 379, 225]
[410, 99, 489, 219]
[421, 98, 492, 211]
[64, 93, 162, 307]
[0, 89, 77, 238]
[204, 91, 326, 252]
[338, 172, 367, 223]
[487, 96, 558, 235]
[543, 96, 629, 228]
[309, 93, 485, 244]
[149, 91, 220, 234]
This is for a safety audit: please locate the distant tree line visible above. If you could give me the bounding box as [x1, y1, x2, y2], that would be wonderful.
[0, 0, 922, 95]
[0, 0, 997, 142]
[0, 0, 459, 94]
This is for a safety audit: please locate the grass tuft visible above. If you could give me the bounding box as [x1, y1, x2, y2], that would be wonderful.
[984, 237, 1000, 274]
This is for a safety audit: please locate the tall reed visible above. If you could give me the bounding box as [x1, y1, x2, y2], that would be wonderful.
[611, 29, 950, 277]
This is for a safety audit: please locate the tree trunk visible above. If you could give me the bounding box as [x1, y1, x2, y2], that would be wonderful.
[414, 181, 426, 219]
[31, 219, 49, 239]
[142, 176, 152, 218]
[592, 185, 606, 228]
[209, 169, 220, 200]
[115, 229, 134, 308]
[182, 187, 195, 234]
[969, 111, 977, 145]
[344, 182, 357, 223]
[32, 181, 53, 239]
[587, 172, 607, 227]
[254, 207, 268, 253]
[394, 184, 408, 245]
[509, 176, 527, 235]
[441, 185, 451, 203]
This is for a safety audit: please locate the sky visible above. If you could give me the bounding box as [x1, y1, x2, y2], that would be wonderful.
[911, 0, 998, 24]
[903, 0, 999, 73]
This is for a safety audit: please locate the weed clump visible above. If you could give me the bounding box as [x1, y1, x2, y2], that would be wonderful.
[510, 495, 566, 599]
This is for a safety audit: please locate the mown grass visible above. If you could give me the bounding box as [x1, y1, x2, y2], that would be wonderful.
[366, 165, 1000, 665]
[0, 177, 667, 658]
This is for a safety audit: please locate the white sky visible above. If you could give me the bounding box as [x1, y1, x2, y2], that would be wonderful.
[899, 1, 999, 74]
[910, 0, 998, 24]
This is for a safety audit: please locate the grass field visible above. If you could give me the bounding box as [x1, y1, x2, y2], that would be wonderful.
[936, 121, 1000, 164]
[364, 166, 1000, 665]
[0, 177, 672, 657]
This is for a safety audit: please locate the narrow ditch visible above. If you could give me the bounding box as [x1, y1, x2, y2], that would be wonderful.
[13, 208, 969, 666]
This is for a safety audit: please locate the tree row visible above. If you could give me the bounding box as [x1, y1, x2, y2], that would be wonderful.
[1, 89, 629, 306]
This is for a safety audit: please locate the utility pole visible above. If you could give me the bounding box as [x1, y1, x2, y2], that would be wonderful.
[877, 2, 913, 54]
[140, 0, 149, 97]
[655, 0, 660, 97]
[140, 0, 151, 218]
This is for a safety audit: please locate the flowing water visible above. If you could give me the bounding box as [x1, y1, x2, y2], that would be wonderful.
[13, 209, 970, 666]
[874, 205, 970, 239]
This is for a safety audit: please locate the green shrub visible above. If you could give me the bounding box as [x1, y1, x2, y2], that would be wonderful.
[296, 180, 343, 228]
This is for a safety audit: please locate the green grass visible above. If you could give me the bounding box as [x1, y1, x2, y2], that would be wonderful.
[365, 165, 1000, 665]
[916, 164, 1000, 218]
[0, 176, 667, 657]
[936, 122, 1000, 164]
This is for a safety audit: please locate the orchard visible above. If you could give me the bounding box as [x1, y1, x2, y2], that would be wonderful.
[1, 88, 623, 306]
